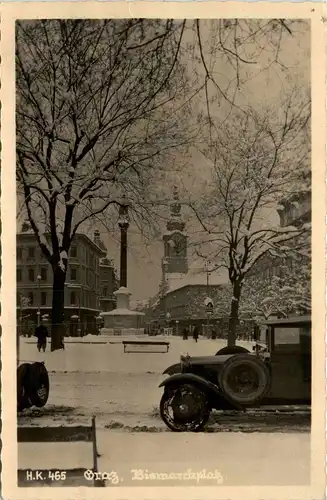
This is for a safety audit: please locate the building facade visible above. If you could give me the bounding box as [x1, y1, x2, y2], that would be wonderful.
[99, 257, 118, 312]
[245, 188, 311, 317]
[16, 227, 116, 335]
[248, 189, 311, 281]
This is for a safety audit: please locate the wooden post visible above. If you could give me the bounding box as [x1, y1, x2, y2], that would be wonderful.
[91, 416, 99, 486]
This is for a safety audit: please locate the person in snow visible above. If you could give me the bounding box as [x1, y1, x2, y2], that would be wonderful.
[193, 325, 200, 343]
[35, 324, 48, 352]
[182, 326, 189, 340]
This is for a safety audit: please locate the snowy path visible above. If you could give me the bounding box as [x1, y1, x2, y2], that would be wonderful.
[18, 369, 310, 432]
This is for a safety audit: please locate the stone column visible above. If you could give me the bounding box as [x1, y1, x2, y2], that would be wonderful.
[118, 197, 130, 288]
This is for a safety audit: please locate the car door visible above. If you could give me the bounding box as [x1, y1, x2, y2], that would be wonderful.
[269, 325, 311, 402]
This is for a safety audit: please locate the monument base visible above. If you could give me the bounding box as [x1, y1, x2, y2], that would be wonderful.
[100, 327, 145, 336]
[100, 286, 145, 336]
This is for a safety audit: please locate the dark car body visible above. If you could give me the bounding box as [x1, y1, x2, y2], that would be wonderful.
[161, 316, 311, 408]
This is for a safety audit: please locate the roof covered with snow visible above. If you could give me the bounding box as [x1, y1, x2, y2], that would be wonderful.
[166, 262, 229, 293]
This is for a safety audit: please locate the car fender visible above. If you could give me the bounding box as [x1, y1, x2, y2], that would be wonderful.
[163, 363, 181, 375]
[159, 373, 243, 410]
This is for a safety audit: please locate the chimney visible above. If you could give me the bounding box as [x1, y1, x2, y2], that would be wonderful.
[94, 229, 100, 246]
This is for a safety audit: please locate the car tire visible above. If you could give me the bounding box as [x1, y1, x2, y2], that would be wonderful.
[218, 354, 270, 406]
[17, 363, 33, 412]
[215, 346, 250, 356]
[160, 383, 211, 432]
[28, 362, 50, 408]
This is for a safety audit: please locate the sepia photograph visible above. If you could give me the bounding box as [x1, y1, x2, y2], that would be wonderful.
[0, 3, 325, 499]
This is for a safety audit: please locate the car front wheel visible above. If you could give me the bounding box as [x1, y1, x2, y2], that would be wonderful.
[160, 383, 211, 432]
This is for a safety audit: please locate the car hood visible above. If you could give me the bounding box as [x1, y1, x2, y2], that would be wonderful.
[162, 354, 233, 375]
[187, 355, 232, 365]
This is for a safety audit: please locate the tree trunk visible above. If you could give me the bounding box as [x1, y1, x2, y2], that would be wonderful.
[228, 280, 242, 347]
[51, 267, 66, 351]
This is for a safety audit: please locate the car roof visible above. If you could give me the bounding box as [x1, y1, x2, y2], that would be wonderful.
[263, 315, 311, 327]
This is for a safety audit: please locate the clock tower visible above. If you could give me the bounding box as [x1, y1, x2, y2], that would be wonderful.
[162, 187, 188, 275]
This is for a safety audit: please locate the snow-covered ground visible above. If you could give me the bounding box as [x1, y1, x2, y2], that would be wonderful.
[19, 337, 256, 428]
[18, 336, 310, 487]
[18, 336, 310, 431]
[20, 335, 255, 373]
[18, 431, 310, 486]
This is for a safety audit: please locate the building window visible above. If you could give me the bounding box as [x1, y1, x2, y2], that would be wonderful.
[70, 291, 76, 305]
[103, 287, 108, 296]
[28, 247, 35, 259]
[71, 246, 77, 258]
[17, 269, 22, 282]
[28, 268, 35, 282]
[41, 291, 47, 306]
[71, 268, 77, 281]
[17, 247, 22, 259]
[41, 267, 47, 281]
[28, 291, 34, 306]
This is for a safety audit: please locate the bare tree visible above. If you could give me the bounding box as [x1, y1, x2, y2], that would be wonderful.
[188, 92, 310, 345]
[16, 19, 189, 350]
[187, 19, 309, 127]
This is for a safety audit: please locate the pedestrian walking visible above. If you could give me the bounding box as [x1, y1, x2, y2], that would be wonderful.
[182, 327, 189, 340]
[193, 325, 200, 343]
[35, 324, 48, 352]
[211, 327, 217, 340]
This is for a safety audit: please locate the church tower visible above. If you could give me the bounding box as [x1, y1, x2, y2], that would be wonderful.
[162, 187, 188, 275]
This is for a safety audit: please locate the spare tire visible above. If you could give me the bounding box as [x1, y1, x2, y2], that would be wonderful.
[28, 362, 50, 408]
[218, 353, 270, 406]
[17, 363, 33, 412]
[216, 346, 250, 356]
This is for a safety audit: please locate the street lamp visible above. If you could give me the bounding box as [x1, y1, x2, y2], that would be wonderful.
[165, 311, 171, 335]
[95, 314, 103, 336]
[71, 314, 79, 337]
[162, 258, 169, 325]
[204, 296, 214, 337]
[204, 260, 213, 336]
[36, 274, 41, 326]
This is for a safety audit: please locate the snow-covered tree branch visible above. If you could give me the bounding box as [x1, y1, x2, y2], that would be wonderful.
[16, 19, 190, 350]
[188, 90, 310, 345]
[240, 254, 311, 320]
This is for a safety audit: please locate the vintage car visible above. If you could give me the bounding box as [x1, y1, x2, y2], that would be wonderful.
[159, 316, 311, 431]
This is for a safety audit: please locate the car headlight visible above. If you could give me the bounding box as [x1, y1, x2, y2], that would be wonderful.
[180, 354, 191, 370]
